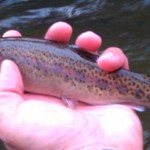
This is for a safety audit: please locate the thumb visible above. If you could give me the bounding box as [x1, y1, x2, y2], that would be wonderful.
[0, 60, 24, 146]
[0, 60, 24, 95]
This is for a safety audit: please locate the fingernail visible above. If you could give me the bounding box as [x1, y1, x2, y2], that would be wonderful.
[99, 52, 115, 62]
[2, 30, 22, 37]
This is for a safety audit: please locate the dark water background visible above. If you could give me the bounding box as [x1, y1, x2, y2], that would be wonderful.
[0, 0, 150, 149]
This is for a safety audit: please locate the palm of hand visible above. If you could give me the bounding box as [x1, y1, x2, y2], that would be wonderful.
[0, 61, 142, 150]
[0, 89, 141, 150]
[0, 22, 143, 150]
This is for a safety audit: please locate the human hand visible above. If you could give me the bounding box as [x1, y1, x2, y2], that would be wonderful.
[0, 22, 142, 150]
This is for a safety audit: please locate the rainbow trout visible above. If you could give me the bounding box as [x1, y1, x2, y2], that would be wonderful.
[0, 37, 149, 107]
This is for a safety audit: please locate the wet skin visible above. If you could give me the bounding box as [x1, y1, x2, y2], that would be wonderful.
[0, 37, 149, 107]
[0, 22, 143, 150]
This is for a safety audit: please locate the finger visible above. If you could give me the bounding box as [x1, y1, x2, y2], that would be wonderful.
[44, 21, 72, 43]
[97, 47, 129, 72]
[2, 30, 22, 37]
[75, 31, 102, 53]
[0, 60, 24, 95]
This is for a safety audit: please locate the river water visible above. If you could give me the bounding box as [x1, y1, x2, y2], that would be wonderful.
[0, 0, 150, 149]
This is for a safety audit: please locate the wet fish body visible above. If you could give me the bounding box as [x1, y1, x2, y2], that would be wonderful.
[0, 38, 149, 107]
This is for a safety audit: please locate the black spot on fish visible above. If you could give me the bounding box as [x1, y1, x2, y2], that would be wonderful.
[44, 69, 48, 76]
[75, 71, 86, 83]
[35, 61, 41, 70]
[134, 89, 145, 99]
[146, 88, 149, 92]
[0, 53, 5, 62]
[108, 76, 112, 80]
[87, 85, 92, 92]
[71, 81, 76, 87]
[136, 84, 140, 88]
[147, 95, 150, 102]
[132, 81, 135, 86]
[99, 93, 102, 96]
[123, 78, 127, 82]
[51, 64, 61, 75]
[144, 74, 150, 81]
[64, 75, 69, 82]
[112, 76, 117, 80]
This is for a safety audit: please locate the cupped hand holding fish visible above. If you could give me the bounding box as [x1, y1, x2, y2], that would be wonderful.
[0, 22, 142, 150]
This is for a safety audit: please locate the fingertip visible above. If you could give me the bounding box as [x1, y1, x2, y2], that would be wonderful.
[75, 31, 102, 52]
[97, 47, 129, 72]
[2, 30, 22, 37]
[0, 60, 24, 94]
[44, 21, 72, 43]
[97, 51, 120, 72]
